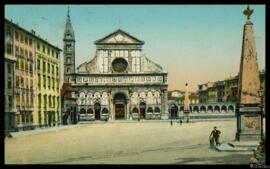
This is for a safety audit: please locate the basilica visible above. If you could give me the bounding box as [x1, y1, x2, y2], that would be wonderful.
[62, 8, 168, 122]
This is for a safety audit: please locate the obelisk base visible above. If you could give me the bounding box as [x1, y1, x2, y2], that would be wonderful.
[236, 105, 262, 141]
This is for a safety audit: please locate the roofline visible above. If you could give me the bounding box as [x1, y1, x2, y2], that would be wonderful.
[5, 18, 62, 51]
[94, 29, 145, 45]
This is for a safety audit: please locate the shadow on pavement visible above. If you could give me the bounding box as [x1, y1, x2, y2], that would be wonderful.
[174, 153, 252, 164]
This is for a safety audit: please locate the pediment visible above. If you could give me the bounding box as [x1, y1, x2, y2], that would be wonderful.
[95, 29, 144, 45]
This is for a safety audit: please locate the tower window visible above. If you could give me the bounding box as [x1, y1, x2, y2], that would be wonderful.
[66, 44, 71, 51]
[66, 57, 71, 63]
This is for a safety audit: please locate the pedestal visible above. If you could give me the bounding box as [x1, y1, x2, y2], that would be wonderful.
[236, 105, 261, 141]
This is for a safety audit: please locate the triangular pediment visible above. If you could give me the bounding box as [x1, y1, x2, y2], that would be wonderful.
[95, 29, 144, 45]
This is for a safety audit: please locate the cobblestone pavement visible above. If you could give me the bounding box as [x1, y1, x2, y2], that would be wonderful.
[5, 120, 255, 164]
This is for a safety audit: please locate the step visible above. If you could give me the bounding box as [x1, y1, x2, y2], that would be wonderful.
[215, 143, 249, 152]
[228, 141, 259, 148]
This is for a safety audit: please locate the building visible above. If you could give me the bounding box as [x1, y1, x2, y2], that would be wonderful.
[167, 70, 266, 117]
[35, 33, 62, 128]
[198, 72, 265, 105]
[61, 83, 77, 125]
[224, 75, 239, 103]
[169, 90, 184, 98]
[4, 22, 17, 131]
[5, 19, 36, 130]
[168, 90, 199, 118]
[4, 19, 61, 130]
[62, 8, 168, 122]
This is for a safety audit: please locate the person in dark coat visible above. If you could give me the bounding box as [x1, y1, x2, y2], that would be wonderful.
[209, 126, 221, 146]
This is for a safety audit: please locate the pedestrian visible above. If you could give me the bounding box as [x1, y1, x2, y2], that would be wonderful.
[209, 126, 221, 146]
[209, 136, 214, 148]
[171, 120, 173, 126]
[179, 119, 182, 125]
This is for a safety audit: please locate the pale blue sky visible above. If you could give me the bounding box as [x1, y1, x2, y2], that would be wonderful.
[5, 5, 265, 91]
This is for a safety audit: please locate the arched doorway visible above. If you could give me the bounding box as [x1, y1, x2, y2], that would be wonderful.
[80, 108, 86, 114]
[228, 105, 234, 112]
[200, 106, 206, 113]
[94, 103, 101, 120]
[147, 107, 153, 113]
[114, 93, 127, 120]
[139, 102, 146, 119]
[170, 104, 178, 119]
[207, 106, 213, 113]
[87, 108, 93, 114]
[102, 108, 109, 114]
[132, 107, 139, 113]
[221, 105, 227, 112]
[214, 106, 220, 113]
[193, 106, 199, 113]
[154, 107, 160, 113]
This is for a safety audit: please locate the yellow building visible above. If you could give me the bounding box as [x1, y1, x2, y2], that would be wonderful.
[35, 39, 61, 127]
[6, 20, 36, 130]
[5, 18, 61, 130]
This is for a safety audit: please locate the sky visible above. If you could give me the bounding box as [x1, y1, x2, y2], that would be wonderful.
[5, 5, 265, 92]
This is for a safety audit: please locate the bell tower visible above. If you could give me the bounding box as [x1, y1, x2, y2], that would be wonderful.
[63, 6, 75, 83]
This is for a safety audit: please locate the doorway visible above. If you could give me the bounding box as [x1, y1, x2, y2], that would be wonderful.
[139, 102, 146, 119]
[115, 104, 125, 119]
[170, 104, 178, 119]
[113, 93, 127, 120]
[94, 103, 101, 120]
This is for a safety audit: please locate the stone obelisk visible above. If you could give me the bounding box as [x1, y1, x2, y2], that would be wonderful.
[184, 83, 190, 123]
[236, 5, 261, 141]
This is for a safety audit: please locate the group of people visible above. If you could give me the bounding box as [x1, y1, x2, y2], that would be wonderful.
[170, 118, 186, 126]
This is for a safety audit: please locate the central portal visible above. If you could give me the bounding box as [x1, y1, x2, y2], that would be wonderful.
[113, 93, 127, 120]
[115, 104, 125, 119]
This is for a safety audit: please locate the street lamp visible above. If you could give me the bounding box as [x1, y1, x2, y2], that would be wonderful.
[184, 83, 190, 123]
[257, 87, 264, 142]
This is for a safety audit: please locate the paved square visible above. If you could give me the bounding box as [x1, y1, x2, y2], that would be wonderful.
[5, 120, 254, 164]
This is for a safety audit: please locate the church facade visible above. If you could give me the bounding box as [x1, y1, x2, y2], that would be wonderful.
[62, 9, 168, 122]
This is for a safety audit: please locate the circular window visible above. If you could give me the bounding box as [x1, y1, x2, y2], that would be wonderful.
[112, 58, 128, 73]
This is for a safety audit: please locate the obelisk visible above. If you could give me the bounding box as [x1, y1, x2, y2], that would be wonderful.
[236, 5, 261, 141]
[184, 83, 190, 122]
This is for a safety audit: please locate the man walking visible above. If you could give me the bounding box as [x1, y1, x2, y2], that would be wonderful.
[179, 119, 182, 125]
[209, 126, 221, 146]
